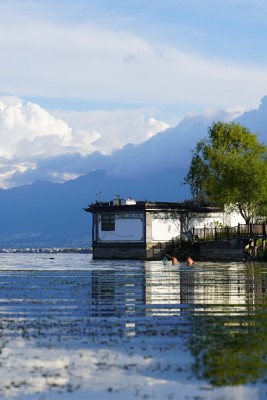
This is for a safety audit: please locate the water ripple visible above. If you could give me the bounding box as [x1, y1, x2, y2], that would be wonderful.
[0, 253, 266, 399]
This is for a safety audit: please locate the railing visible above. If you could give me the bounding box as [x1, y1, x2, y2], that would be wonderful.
[146, 224, 267, 259]
[193, 223, 267, 242]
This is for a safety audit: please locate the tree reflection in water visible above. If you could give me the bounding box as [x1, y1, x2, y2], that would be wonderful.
[186, 263, 267, 386]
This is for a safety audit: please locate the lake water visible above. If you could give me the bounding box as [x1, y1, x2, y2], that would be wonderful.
[0, 253, 267, 400]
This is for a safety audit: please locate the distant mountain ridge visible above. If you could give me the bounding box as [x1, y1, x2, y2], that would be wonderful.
[0, 167, 187, 248]
[1, 97, 267, 248]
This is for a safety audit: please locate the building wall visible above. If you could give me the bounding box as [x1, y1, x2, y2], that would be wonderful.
[188, 212, 226, 229]
[143, 211, 181, 261]
[149, 211, 181, 242]
[228, 211, 246, 226]
[96, 212, 145, 243]
[197, 239, 245, 261]
[93, 243, 147, 259]
[188, 211, 245, 229]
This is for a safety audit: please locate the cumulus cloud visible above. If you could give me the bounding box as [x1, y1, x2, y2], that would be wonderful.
[0, 97, 169, 187]
[0, 1, 266, 192]
[51, 109, 169, 155]
[0, 97, 72, 159]
[2, 93, 267, 189]
[2, 95, 267, 189]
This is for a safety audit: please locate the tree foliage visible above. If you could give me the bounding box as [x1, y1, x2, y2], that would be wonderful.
[184, 122, 267, 224]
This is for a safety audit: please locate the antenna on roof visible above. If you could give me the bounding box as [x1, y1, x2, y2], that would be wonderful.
[96, 190, 102, 201]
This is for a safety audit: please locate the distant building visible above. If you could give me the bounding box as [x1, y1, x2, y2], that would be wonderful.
[84, 195, 244, 260]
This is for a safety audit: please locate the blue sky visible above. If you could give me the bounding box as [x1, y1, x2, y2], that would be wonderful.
[0, 0, 266, 188]
[1, 0, 267, 114]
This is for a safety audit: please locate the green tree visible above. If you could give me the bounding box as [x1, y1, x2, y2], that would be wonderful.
[184, 122, 267, 224]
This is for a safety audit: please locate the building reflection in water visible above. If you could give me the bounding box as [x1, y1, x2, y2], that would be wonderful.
[91, 262, 146, 336]
[90, 261, 267, 320]
[144, 262, 250, 318]
[144, 262, 181, 316]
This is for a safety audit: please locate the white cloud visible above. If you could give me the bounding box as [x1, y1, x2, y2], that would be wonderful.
[2, 95, 267, 190]
[52, 109, 169, 155]
[0, 97, 72, 159]
[0, 2, 266, 112]
[0, 97, 169, 187]
[2, 93, 267, 190]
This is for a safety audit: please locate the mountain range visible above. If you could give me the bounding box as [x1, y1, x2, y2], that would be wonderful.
[1, 96, 267, 248]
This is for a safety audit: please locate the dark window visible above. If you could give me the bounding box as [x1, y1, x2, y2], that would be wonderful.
[101, 214, 115, 231]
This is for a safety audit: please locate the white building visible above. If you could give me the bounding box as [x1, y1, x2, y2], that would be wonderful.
[85, 195, 244, 260]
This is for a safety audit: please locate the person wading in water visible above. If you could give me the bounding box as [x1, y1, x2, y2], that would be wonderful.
[165, 254, 178, 265]
[186, 254, 195, 266]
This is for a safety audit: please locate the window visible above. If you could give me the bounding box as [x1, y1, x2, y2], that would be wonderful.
[101, 214, 115, 231]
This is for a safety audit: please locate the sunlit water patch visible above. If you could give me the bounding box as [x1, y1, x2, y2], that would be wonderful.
[0, 253, 266, 399]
